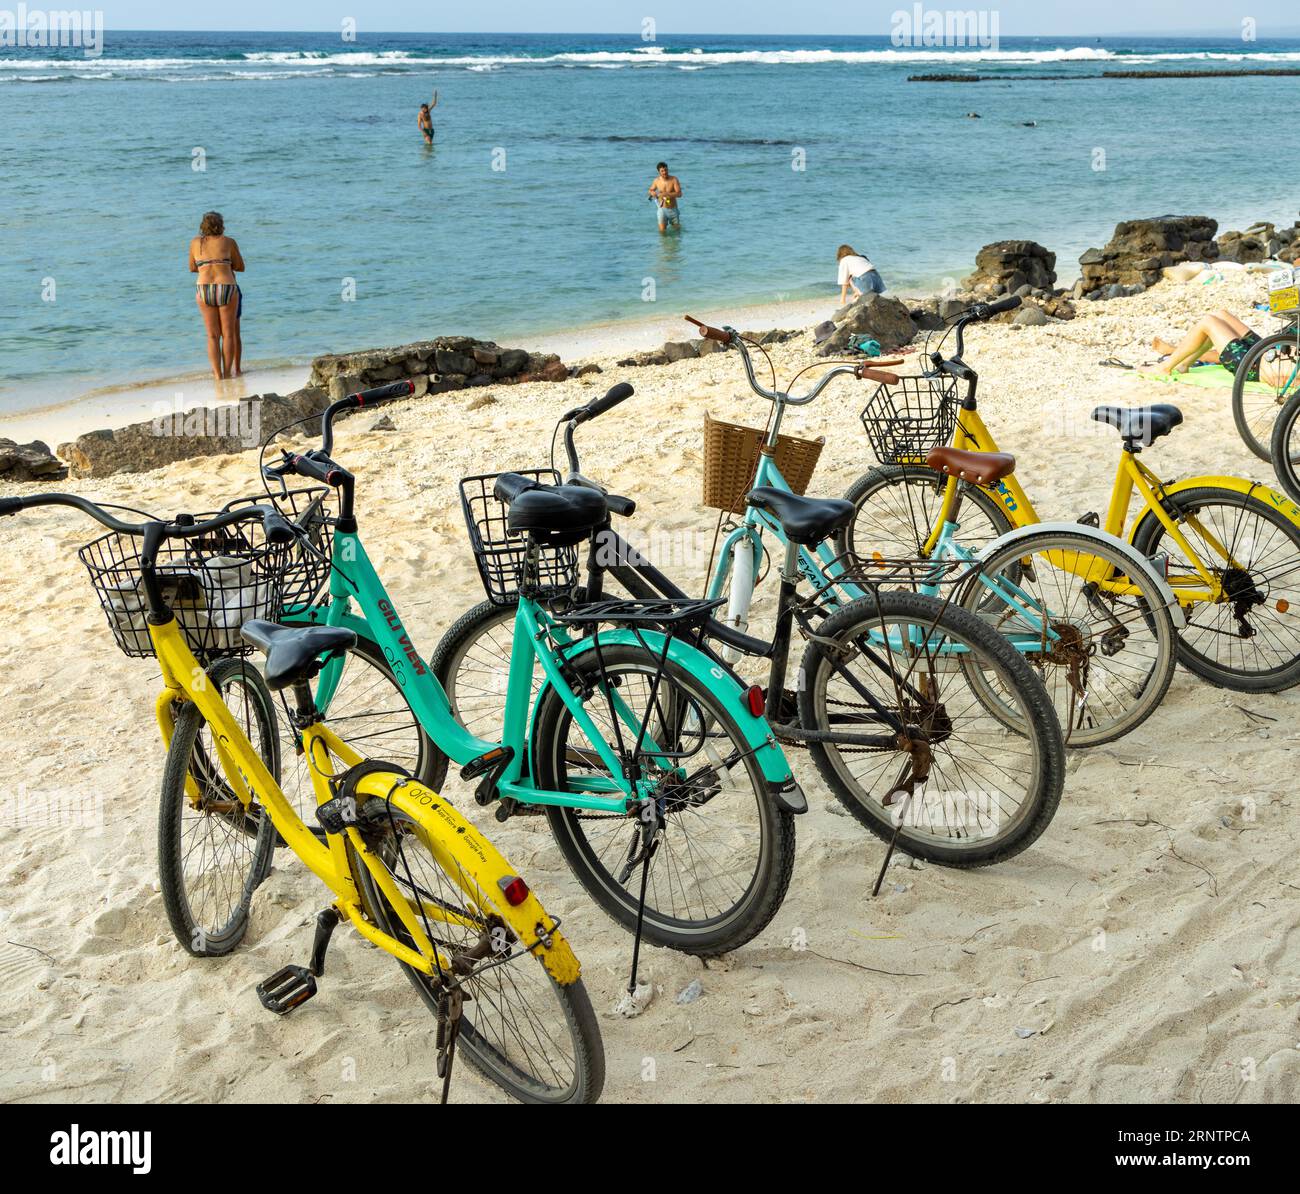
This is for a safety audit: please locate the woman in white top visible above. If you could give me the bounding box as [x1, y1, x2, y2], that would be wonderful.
[837, 244, 886, 305]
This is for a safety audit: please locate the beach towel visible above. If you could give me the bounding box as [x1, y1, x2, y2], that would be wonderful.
[1136, 365, 1275, 395]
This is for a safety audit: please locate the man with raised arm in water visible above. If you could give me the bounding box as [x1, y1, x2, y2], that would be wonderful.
[648, 161, 682, 234]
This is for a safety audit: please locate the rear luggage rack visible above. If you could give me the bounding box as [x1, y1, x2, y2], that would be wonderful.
[552, 597, 725, 630]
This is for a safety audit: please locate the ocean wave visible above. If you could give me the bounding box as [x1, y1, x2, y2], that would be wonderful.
[4, 44, 1300, 78]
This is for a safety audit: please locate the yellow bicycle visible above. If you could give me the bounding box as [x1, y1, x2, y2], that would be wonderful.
[1, 491, 604, 1104]
[839, 302, 1300, 693]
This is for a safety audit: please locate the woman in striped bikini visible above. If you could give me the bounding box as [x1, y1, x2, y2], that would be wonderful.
[189, 211, 245, 380]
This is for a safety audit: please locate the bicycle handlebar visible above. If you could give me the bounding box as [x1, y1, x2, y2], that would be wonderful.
[0, 491, 296, 545]
[561, 382, 633, 426]
[932, 294, 1022, 383]
[320, 379, 415, 455]
[684, 315, 733, 344]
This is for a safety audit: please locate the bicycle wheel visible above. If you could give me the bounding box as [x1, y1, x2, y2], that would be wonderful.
[351, 810, 605, 1104]
[1269, 388, 1300, 504]
[838, 464, 1014, 559]
[158, 658, 278, 956]
[1231, 329, 1300, 461]
[431, 599, 531, 745]
[277, 633, 445, 823]
[797, 591, 1065, 866]
[960, 529, 1178, 747]
[1132, 487, 1300, 691]
[532, 642, 797, 954]
[432, 581, 643, 741]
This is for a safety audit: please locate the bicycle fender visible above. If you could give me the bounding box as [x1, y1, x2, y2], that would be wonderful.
[532, 628, 801, 798]
[351, 770, 583, 986]
[979, 520, 1187, 629]
[1132, 475, 1300, 533]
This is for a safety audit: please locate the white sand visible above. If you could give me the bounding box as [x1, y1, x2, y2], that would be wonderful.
[1, 273, 1297, 1104]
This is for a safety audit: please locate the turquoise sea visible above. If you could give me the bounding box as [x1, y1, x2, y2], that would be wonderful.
[2, 30, 1299, 408]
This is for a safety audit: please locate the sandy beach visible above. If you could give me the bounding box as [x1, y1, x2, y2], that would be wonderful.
[1, 268, 1296, 1105]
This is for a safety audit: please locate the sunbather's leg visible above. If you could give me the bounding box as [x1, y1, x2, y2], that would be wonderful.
[1158, 315, 1239, 375]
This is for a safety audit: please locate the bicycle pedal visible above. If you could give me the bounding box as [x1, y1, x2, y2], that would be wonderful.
[1077, 511, 1100, 528]
[461, 745, 513, 783]
[256, 965, 317, 1015]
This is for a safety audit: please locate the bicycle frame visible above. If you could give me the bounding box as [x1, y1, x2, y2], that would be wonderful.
[287, 527, 799, 809]
[922, 403, 1300, 607]
[148, 615, 579, 983]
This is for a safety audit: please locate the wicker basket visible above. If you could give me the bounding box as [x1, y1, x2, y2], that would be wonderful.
[702, 414, 825, 515]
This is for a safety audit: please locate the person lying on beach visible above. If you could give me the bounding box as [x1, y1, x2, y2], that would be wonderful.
[418, 100, 434, 143]
[837, 245, 886, 305]
[1152, 309, 1280, 381]
[648, 162, 682, 234]
[188, 211, 245, 381]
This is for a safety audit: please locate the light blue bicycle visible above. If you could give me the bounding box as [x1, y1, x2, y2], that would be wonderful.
[690, 310, 1183, 747]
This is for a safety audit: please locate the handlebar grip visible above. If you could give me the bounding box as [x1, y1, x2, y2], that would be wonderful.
[262, 508, 296, 546]
[578, 382, 634, 423]
[0, 497, 25, 517]
[857, 365, 901, 384]
[349, 380, 415, 405]
[604, 493, 637, 518]
[979, 296, 1022, 318]
[493, 472, 539, 504]
[290, 454, 342, 485]
[684, 315, 731, 343]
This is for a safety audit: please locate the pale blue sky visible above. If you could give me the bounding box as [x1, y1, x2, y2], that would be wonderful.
[100, 2, 1300, 37]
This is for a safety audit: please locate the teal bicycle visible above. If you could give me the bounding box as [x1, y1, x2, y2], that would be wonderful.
[262, 381, 804, 959]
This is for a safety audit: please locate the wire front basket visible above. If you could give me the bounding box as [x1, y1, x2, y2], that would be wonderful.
[79, 518, 292, 664]
[230, 486, 335, 613]
[859, 374, 958, 465]
[459, 469, 580, 606]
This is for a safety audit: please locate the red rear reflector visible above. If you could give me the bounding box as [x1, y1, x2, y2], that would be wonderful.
[500, 876, 529, 906]
[1278, 599, 1291, 614]
[744, 685, 765, 717]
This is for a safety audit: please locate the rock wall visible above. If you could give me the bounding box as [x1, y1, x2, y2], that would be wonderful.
[58, 388, 329, 479]
[816, 294, 917, 356]
[1217, 220, 1300, 264]
[0, 439, 66, 482]
[308, 336, 568, 400]
[1077, 215, 1219, 296]
[962, 240, 1057, 296]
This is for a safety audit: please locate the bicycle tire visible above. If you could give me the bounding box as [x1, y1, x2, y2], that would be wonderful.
[1269, 388, 1300, 504]
[838, 464, 1015, 560]
[1230, 329, 1300, 461]
[960, 528, 1178, 747]
[797, 590, 1065, 866]
[1132, 486, 1300, 691]
[277, 632, 447, 827]
[532, 642, 796, 955]
[350, 812, 605, 1104]
[158, 658, 278, 956]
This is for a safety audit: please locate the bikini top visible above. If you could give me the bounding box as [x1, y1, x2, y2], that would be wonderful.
[195, 237, 231, 268]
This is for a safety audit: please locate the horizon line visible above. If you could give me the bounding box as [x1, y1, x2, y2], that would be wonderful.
[30, 27, 1300, 39]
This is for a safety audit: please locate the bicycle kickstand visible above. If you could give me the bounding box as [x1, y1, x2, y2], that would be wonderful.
[436, 985, 465, 1105]
[872, 777, 917, 898]
[620, 803, 661, 999]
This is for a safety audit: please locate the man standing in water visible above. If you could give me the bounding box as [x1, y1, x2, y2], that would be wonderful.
[648, 161, 682, 234]
[418, 90, 438, 143]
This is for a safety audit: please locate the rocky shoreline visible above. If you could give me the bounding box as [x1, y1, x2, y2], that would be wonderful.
[7, 210, 1297, 480]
